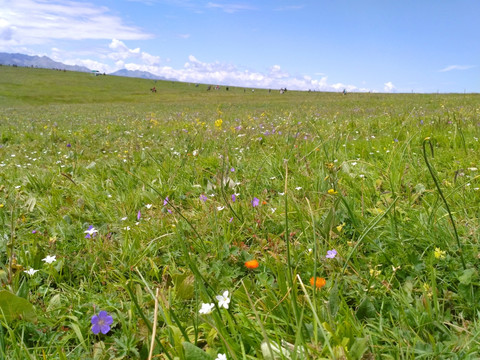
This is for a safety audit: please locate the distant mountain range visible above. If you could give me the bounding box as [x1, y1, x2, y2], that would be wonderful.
[0, 52, 176, 81]
[109, 68, 174, 81]
[0, 52, 91, 72]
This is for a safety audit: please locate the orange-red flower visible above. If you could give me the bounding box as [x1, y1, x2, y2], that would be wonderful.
[310, 277, 326, 289]
[244, 259, 259, 269]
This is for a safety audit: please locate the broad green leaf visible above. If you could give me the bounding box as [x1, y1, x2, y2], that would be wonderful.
[356, 297, 376, 320]
[0, 290, 37, 322]
[458, 268, 477, 285]
[182, 342, 213, 360]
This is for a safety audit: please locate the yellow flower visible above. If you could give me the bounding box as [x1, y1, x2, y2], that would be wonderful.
[336, 223, 345, 232]
[434, 247, 446, 259]
[327, 188, 338, 195]
[215, 119, 223, 128]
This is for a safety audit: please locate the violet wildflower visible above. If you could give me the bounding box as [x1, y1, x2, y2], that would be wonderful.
[84, 225, 98, 239]
[326, 249, 337, 259]
[66, 143, 71, 148]
[163, 197, 169, 206]
[252, 197, 259, 207]
[200, 194, 208, 202]
[231, 194, 236, 202]
[137, 210, 141, 221]
[230, 167, 235, 172]
[91, 310, 113, 335]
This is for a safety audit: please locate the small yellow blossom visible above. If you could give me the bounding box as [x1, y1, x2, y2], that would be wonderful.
[336, 223, 345, 232]
[369, 268, 382, 277]
[215, 119, 223, 128]
[434, 247, 446, 259]
[327, 188, 338, 195]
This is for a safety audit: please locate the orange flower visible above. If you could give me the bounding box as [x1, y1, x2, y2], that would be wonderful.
[310, 277, 326, 289]
[244, 259, 259, 269]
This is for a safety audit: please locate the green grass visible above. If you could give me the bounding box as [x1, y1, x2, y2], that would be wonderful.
[1, 66, 480, 359]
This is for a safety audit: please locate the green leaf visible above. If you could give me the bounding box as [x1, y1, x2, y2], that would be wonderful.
[0, 290, 37, 322]
[356, 297, 376, 321]
[458, 268, 477, 285]
[182, 342, 214, 360]
[328, 280, 340, 318]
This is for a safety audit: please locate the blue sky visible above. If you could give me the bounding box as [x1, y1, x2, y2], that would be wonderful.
[1, 0, 478, 92]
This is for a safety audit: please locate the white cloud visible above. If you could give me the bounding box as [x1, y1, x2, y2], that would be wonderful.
[439, 65, 475, 72]
[110, 55, 369, 92]
[107, 39, 160, 65]
[206, 2, 256, 13]
[384, 81, 396, 92]
[0, 0, 151, 48]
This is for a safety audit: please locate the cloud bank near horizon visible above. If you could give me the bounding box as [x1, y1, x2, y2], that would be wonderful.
[63, 39, 373, 92]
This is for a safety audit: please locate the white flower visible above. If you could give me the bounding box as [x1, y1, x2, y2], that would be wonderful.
[278, 192, 285, 196]
[215, 354, 227, 360]
[42, 255, 56, 264]
[199, 303, 215, 314]
[192, 149, 199, 156]
[295, 186, 302, 190]
[351, 162, 357, 166]
[145, 204, 153, 209]
[24, 268, 39, 276]
[216, 291, 230, 309]
[270, 207, 276, 213]
[123, 226, 131, 231]
[121, 217, 128, 221]
[217, 206, 225, 211]
[84, 227, 98, 236]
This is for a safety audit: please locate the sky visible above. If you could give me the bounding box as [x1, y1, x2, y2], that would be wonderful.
[0, 0, 479, 93]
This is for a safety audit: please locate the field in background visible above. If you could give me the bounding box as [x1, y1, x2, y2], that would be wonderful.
[1, 67, 480, 359]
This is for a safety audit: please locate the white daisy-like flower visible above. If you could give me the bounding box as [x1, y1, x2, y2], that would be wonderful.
[216, 291, 231, 309]
[24, 268, 39, 276]
[199, 303, 215, 315]
[42, 255, 56, 264]
[84, 227, 98, 236]
[215, 354, 227, 360]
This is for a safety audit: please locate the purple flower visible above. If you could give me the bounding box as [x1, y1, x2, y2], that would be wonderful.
[252, 197, 259, 207]
[231, 194, 236, 202]
[229, 217, 233, 223]
[66, 143, 71, 148]
[200, 194, 208, 202]
[230, 167, 235, 172]
[91, 310, 113, 335]
[326, 249, 337, 259]
[32, 230, 37, 234]
[163, 197, 169, 206]
[84, 225, 98, 239]
[137, 210, 141, 221]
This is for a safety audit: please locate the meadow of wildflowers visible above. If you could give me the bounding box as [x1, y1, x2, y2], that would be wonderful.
[1, 67, 480, 358]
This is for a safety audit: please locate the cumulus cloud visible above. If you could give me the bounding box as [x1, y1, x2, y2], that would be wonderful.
[107, 39, 160, 65]
[439, 65, 475, 72]
[0, 0, 151, 47]
[384, 81, 396, 92]
[107, 54, 369, 92]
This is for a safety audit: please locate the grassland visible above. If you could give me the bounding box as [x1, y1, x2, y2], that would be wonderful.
[1, 66, 480, 359]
